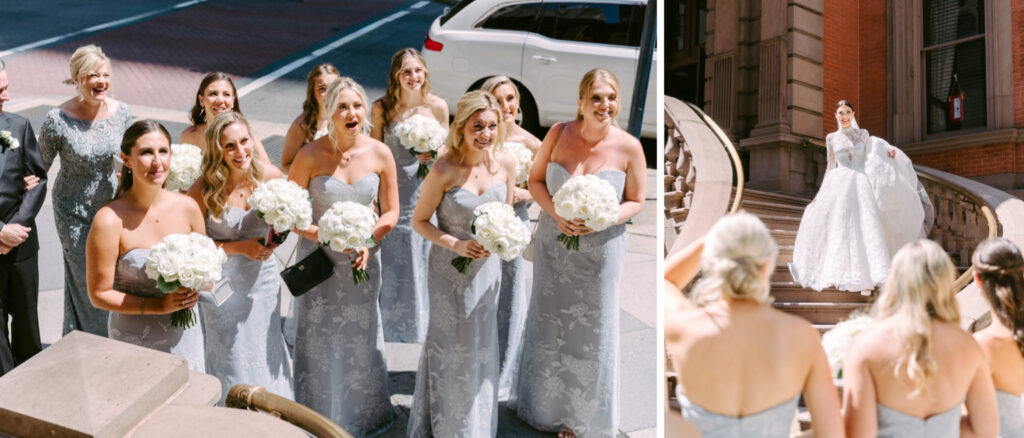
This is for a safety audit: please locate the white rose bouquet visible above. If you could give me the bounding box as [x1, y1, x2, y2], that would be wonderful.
[0, 130, 20, 151]
[318, 201, 378, 285]
[164, 143, 202, 192]
[504, 141, 534, 186]
[248, 178, 313, 248]
[821, 314, 876, 378]
[392, 114, 447, 179]
[451, 201, 530, 274]
[144, 233, 227, 328]
[551, 174, 620, 251]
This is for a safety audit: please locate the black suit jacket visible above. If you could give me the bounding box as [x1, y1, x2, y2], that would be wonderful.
[0, 111, 47, 262]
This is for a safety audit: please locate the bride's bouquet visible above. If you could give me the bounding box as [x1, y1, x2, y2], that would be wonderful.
[393, 114, 446, 179]
[451, 201, 531, 274]
[165, 143, 202, 192]
[504, 141, 534, 186]
[552, 175, 620, 251]
[248, 178, 313, 248]
[318, 201, 378, 285]
[821, 314, 876, 378]
[145, 233, 227, 328]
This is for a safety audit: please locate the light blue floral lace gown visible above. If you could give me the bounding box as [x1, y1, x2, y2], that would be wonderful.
[202, 207, 294, 403]
[497, 199, 530, 400]
[407, 182, 507, 437]
[110, 249, 205, 372]
[379, 125, 430, 343]
[293, 174, 394, 437]
[39, 104, 132, 336]
[678, 390, 799, 438]
[515, 162, 626, 437]
[996, 390, 1024, 438]
[876, 403, 960, 437]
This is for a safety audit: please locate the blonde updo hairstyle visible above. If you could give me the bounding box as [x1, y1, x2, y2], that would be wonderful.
[480, 75, 520, 120]
[691, 212, 778, 305]
[322, 76, 372, 149]
[873, 239, 960, 395]
[444, 90, 505, 165]
[576, 68, 620, 123]
[972, 237, 1024, 357]
[69, 45, 111, 99]
[200, 111, 264, 219]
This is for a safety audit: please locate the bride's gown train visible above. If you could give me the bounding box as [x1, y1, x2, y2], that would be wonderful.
[789, 127, 926, 292]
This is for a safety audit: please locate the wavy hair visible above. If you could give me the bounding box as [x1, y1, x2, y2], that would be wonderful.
[873, 239, 960, 395]
[200, 111, 264, 219]
[378, 48, 431, 129]
[188, 72, 240, 126]
[114, 120, 172, 199]
[972, 237, 1024, 357]
[444, 91, 505, 165]
[300, 63, 340, 144]
[480, 75, 520, 122]
[691, 212, 778, 305]
[576, 68, 620, 123]
[322, 76, 372, 151]
[69, 45, 111, 99]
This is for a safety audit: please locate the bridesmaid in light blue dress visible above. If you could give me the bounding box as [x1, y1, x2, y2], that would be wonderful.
[514, 69, 647, 437]
[186, 111, 293, 403]
[85, 120, 205, 372]
[289, 77, 399, 437]
[843, 240, 997, 437]
[970, 237, 1024, 438]
[39, 45, 133, 337]
[407, 91, 516, 437]
[371, 48, 449, 343]
[481, 76, 542, 399]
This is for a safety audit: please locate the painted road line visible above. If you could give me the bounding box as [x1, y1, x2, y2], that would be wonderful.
[237, 8, 415, 97]
[411, 1, 431, 8]
[0, 0, 208, 58]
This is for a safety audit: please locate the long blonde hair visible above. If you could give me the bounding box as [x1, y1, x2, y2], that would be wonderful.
[873, 239, 960, 394]
[444, 91, 505, 165]
[691, 212, 778, 305]
[378, 48, 431, 129]
[576, 68, 621, 123]
[200, 111, 264, 219]
[322, 77, 372, 150]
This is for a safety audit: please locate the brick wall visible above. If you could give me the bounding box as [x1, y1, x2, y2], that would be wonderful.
[1014, 0, 1024, 127]
[910, 143, 1016, 177]
[858, 0, 886, 137]
[822, 0, 859, 137]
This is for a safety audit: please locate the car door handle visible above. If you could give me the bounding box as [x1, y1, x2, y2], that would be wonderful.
[532, 55, 557, 64]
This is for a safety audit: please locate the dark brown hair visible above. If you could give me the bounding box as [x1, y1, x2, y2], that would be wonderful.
[973, 237, 1024, 357]
[300, 63, 340, 143]
[188, 72, 240, 126]
[836, 99, 855, 112]
[115, 120, 172, 198]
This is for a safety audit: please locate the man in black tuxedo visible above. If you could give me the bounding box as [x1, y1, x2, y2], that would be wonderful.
[0, 59, 47, 375]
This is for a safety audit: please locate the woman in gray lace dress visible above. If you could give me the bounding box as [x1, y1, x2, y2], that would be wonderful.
[407, 91, 515, 436]
[843, 240, 997, 437]
[289, 77, 399, 437]
[187, 111, 293, 403]
[40, 45, 133, 337]
[513, 69, 647, 438]
[85, 120, 205, 372]
[370, 48, 448, 343]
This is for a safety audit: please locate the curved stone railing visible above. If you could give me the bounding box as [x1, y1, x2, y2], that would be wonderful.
[664, 97, 744, 255]
[227, 384, 353, 438]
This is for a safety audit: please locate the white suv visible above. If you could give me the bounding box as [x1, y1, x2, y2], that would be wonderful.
[422, 0, 655, 139]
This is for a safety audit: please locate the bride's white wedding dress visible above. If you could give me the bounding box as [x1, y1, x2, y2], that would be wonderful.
[789, 126, 926, 292]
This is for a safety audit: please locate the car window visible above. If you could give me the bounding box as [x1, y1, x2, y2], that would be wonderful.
[479, 2, 544, 32]
[536, 2, 644, 47]
[441, 0, 476, 25]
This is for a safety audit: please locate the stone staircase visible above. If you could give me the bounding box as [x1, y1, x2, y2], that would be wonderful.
[734, 189, 876, 331]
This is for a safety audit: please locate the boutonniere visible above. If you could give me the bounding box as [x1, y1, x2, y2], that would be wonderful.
[0, 131, 20, 151]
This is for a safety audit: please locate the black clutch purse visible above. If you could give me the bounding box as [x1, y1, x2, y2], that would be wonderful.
[280, 244, 334, 297]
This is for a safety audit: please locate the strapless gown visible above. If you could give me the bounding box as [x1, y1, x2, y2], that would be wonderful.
[876, 403, 960, 438]
[678, 391, 799, 438]
[109, 248, 205, 372]
[997, 390, 1024, 438]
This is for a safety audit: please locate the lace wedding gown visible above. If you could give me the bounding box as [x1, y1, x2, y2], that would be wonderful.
[789, 127, 926, 292]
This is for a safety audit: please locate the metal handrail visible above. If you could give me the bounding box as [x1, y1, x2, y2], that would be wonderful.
[226, 384, 354, 438]
[913, 170, 999, 292]
[682, 101, 745, 214]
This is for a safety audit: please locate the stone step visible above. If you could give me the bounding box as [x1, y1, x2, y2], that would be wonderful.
[771, 302, 871, 324]
[758, 215, 802, 233]
[776, 245, 793, 264]
[733, 188, 812, 209]
[770, 230, 797, 246]
[737, 199, 805, 219]
[769, 282, 876, 303]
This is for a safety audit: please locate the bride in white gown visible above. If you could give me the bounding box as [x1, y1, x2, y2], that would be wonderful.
[789, 100, 928, 293]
